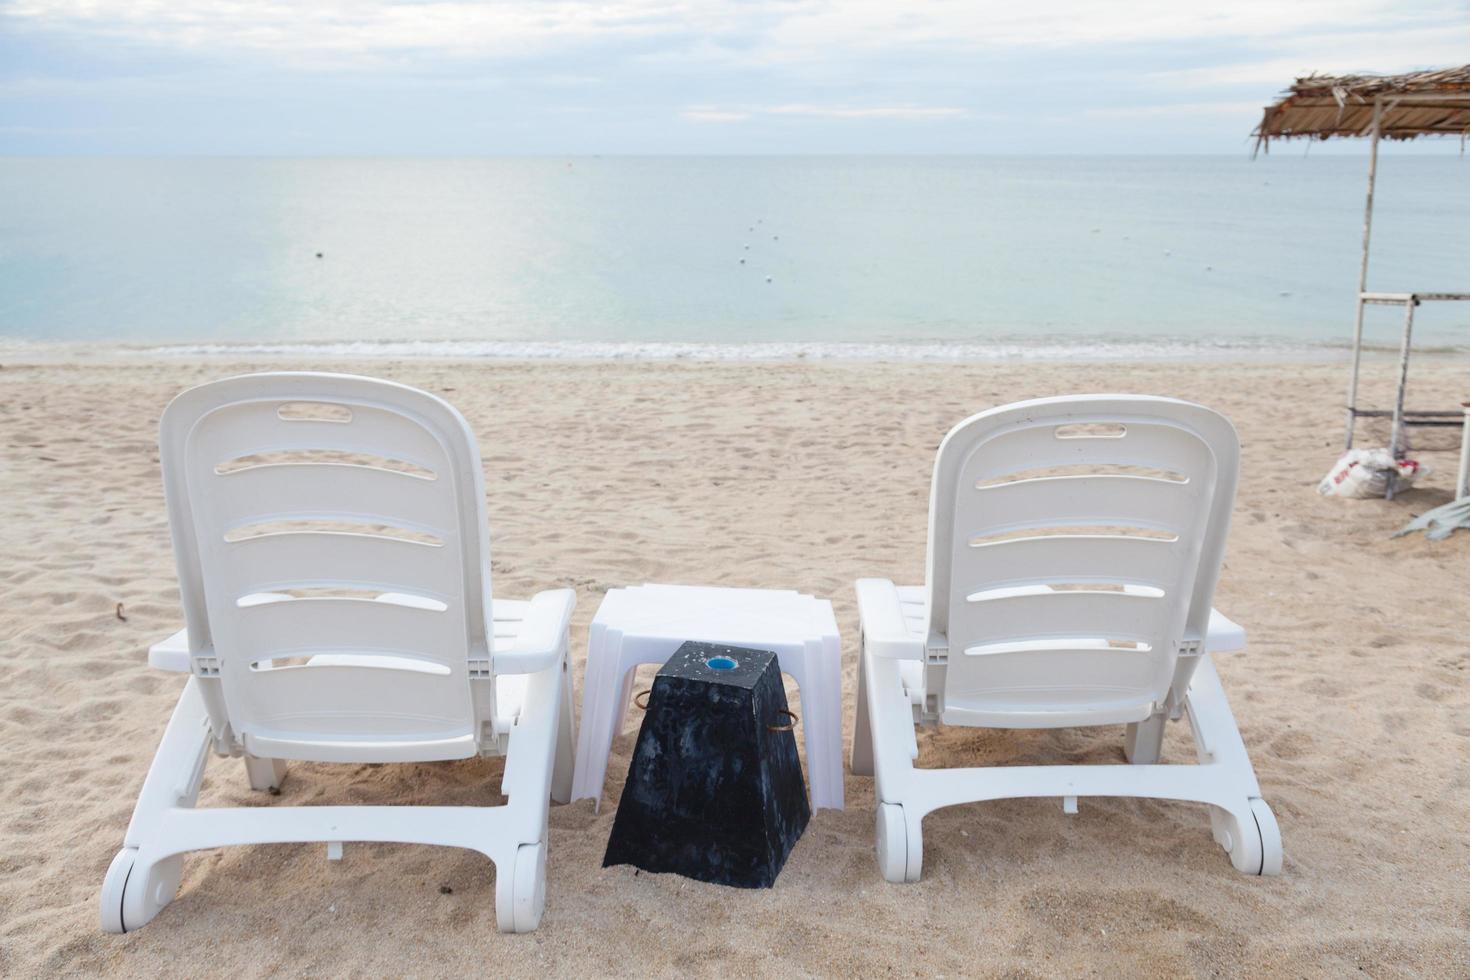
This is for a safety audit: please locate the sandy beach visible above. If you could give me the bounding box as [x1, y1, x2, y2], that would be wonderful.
[2, 352, 1467, 978]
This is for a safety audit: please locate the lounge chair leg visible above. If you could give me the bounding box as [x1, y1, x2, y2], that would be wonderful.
[1124, 710, 1167, 764]
[875, 803, 906, 882]
[551, 643, 576, 805]
[1185, 657, 1283, 875]
[243, 755, 287, 792]
[851, 643, 875, 777]
[102, 678, 212, 933]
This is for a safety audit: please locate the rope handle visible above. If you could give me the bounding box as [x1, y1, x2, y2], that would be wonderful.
[768, 708, 798, 732]
[634, 690, 799, 734]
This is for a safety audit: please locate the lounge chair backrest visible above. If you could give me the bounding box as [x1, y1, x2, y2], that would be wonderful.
[923, 395, 1238, 727]
[159, 373, 495, 762]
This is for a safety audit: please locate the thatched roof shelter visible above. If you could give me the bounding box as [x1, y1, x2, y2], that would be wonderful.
[1251, 65, 1470, 485]
[1254, 65, 1470, 152]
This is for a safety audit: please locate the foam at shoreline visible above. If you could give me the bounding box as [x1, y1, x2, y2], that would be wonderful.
[5, 336, 1440, 362]
[4, 335, 1463, 363]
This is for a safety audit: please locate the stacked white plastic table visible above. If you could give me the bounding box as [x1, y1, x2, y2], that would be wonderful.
[570, 584, 844, 812]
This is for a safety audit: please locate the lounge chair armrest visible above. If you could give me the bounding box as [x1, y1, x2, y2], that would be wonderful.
[148, 628, 194, 672]
[1204, 608, 1246, 654]
[1184, 608, 1246, 656]
[494, 588, 576, 675]
[856, 578, 925, 660]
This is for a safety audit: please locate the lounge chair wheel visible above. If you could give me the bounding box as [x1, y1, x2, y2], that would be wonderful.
[103, 848, 183, 933]
[876, 803, 919, 883]
[1251, 798, 1283, 876]
[99, 848, 135, 933]
[497, 841, 547, 933]
[1213, 804, 1266, 875]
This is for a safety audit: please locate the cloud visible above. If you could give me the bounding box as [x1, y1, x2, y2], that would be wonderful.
[4, 0, 1467, 152]
[0, 1, 716, 66]
[4, 0, 1464, 65]
[767, 104, 966, 120]
[680, 103, 967, 124]
[681, 107, 752, 123]
[1085, 101, 1268, 119]
[1154, 25, 1470, 89]
[0, 123, 141, 135]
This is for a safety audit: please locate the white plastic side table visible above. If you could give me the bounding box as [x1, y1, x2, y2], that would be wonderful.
[571, 584, 844, 811]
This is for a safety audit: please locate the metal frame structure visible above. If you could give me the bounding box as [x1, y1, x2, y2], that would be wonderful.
[1342, 93, 1470, 490]
[1349, 292, 1470, 497]
[1459, 404, 1470, 500]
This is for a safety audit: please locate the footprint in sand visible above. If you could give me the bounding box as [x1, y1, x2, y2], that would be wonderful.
[1018, 886, 1223, 937]
[1414, 682, 1451, 703]
[1269, 729, 1313, 759]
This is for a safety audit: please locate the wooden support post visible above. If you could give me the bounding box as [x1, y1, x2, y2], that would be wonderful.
[1386, 296, 1416, 500]
[1345, 98, 1383, 451]
[1458, 404, 1470, 501]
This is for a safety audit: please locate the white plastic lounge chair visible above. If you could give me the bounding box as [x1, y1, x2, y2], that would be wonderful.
[100, 373, 576, 934]
[851, 395, 1282, 882]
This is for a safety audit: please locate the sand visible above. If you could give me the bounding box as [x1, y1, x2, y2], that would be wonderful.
[1, 353, 1467, 978]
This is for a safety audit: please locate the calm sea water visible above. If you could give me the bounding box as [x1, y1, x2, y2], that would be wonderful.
[1, 155, 1467, 356]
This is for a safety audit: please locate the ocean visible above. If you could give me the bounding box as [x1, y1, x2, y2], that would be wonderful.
[1, 154, 1467, 358]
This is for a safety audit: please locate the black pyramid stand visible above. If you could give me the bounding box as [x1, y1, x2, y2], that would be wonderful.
[602, 641, 811, 888]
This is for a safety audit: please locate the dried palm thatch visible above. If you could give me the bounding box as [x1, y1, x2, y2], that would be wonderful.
[1254, 65, 1470, 153]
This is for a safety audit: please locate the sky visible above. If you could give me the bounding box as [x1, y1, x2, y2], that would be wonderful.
[2, 0, 1468, 154]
